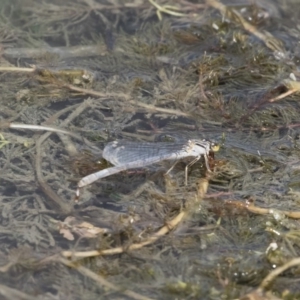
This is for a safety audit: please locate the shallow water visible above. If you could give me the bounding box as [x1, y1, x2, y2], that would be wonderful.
[1, 0, 300, 299]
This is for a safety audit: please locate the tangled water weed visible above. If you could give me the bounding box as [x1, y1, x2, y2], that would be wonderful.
[1, 0, 300, 299]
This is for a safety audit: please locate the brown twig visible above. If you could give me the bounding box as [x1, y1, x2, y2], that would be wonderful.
[62, 210, 186, 258]
[259, 257, 300, 289]
[268, 88, 298, 102]
[224, 199, 300, 219]
[62, 177, 209, 258]
[207, 0, 286, 56]
[63, 83, 190, 116]
[240, 257, 300, 299]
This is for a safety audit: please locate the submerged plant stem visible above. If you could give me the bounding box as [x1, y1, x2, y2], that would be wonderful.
[59, 257, 155, 300]
[0, 284, 33, 300]
[207, 0, 286, 56]
[34, 99, 92, 214]
[62, 177, 209, 258]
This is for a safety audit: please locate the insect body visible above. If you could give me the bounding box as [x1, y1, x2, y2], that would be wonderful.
[76, 139, 219, 197]
[4, 122, 219, 199]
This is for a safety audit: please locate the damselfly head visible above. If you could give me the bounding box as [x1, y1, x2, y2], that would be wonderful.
[210, 141, 220, 152]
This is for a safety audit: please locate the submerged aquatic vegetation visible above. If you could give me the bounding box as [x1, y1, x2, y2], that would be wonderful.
[1, 0, 300, 299]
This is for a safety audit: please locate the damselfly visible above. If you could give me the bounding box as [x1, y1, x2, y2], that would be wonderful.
[4, 123, 219, 199]
[76, 139, 219, 197]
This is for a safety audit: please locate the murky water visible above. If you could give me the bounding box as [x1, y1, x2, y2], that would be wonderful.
[0, 0, 300, 299]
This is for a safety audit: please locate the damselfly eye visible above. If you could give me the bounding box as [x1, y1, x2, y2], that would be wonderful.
[211, 142, 220, 152]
